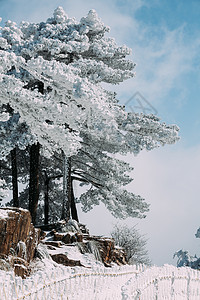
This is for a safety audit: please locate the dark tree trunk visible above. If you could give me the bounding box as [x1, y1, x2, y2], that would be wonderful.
[11, 147, 19, 207]
[29, 142, 40, 225]
[71, 179, 79, 222]
[28, 81, 43, 225]
[44, 171, 50, 225]
[62, 154, 71, 221]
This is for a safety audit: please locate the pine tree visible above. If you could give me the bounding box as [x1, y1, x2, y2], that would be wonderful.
[0, 7, 179, 223]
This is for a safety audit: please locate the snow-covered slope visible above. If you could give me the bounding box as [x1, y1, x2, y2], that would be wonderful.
[1, 257, 200, 300]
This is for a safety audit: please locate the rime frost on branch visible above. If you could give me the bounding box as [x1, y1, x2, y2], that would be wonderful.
[0, 7, 180, 219]
[0, 179, 8, 200]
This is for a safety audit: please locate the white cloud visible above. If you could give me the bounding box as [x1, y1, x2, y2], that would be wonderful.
[3, 0, 199, 111]
[124, 144, 200, 265]
[77, 144, 200, 266]
[115, 25, 200, 109]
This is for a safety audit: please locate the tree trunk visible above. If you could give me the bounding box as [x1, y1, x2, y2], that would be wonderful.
[44, 171, 50, 225]
[71, 179, 79, 222]
[62, 153, 71, 221]
[29, 142, 40, 225]
[11, 147, 19, 207]
[28, 82, 43, 225]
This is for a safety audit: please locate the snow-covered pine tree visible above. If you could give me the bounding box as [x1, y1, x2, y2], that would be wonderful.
[0, 7, 136, 222]
[34, 105, 180, 223]
[174, 227, 200, 269]
[0, 7, 179, 223]
[1, 8, 128, 221]
[70, 107, 179, 219]
[0, 104, 35, 207]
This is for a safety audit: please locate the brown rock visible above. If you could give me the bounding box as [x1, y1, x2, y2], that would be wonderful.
[83, 235, 115, 266]
[39, 230, 46, 240]
[111, 248, 127, 265]
[44, 241, 63, 248]
[0, 207, 40, 262]
[71, 234, 77, 243]
[81, 235, 127, 266]
[53, 231, 83, 244]
[46, 245, 57, 250]
[76, 233, 83, 242]
[53, 232, 64, 241]
[10, 256, 29, 278]
[14, 264, 28, 278]
[62, 233, 71, 244]
[51, 253, 84, 267]
[10, 256, 29, 268]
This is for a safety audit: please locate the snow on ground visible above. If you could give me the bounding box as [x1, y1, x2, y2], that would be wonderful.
[0, 225, 200, 299]
[1, 246, 200, 300]
[42, 230, 105, 268]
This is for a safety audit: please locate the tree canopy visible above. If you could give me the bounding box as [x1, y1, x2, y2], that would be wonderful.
[0, 7, 179, 222]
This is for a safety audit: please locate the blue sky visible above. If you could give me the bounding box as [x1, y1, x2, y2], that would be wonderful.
[1, 0, 200, 266]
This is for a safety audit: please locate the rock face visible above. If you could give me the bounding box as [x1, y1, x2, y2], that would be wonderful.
[78, 235, 127, 266]
[0, 207, 41, 277]
[0, 210, 127, 275]
[51, 253, 85, 267]
[42, 220, 127, 267]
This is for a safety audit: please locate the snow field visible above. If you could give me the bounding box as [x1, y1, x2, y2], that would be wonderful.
[0, 264, 144, 300]
[122, 264, 200, 299]
[0, 264, 200, 299]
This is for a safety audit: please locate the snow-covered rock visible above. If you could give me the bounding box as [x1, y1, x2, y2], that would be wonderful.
[0, 207, 41, 277]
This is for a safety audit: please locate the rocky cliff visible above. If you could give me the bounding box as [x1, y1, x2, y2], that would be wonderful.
[0, 207, 41, 277]
[40, 219, 127, 267]
[0, 208, 127, 277]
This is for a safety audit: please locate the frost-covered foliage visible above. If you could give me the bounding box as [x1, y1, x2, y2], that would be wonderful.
[174, 227, 200, 270]
[173, 250, 200, 269]
[119, 113, 179, 154]
[0, 105, 35, 160]
[111, 223, 151, 265]
[195, 227, 200, 238]
[0, 7, 136, 158]
[73, 112, 179, 218]
[73, 143, 149, 218]
[0, 7, 179, 220]
[0, 178, 8, 201]
[0, 7, 179, 157]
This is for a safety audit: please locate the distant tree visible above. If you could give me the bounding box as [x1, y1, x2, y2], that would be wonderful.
[111, 223, 151, 265]
[174, 227, 200, 270]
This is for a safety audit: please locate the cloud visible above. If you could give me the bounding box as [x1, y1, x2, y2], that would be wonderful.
[2, 0, 199, 111]
[114, 23, 200, 110]
[77, 144, 200, 266]
[123, 144, 200, 265]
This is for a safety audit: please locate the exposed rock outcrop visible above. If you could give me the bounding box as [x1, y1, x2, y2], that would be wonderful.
[42, 220, 127, 267]
[51, 253, 85, 267]
[0, 209, 127, 276]
[0, 207, 41, 277]
[0, 207, 40, 262]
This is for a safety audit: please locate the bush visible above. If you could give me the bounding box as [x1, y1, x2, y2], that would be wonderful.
[111, 223, 151, 265]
